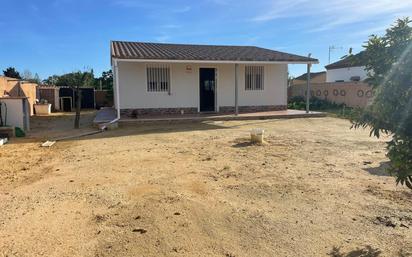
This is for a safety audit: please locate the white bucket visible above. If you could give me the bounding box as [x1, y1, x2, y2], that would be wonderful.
[250, 128, 265, 144]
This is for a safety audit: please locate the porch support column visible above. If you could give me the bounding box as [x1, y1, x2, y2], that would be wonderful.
[114, 60, 121, 119]
[235, 63, 239, 115]
[306, 54, 311, 113]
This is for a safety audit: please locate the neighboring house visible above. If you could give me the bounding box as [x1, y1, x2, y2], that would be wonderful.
[325, 52, 367, 82]
[0, 76, 38, 115]
[111, 41, 317, 118]
[292, 71, 326, 85]
[0, 76, 32, 131]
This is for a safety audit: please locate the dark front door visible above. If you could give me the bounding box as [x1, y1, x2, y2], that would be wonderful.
[62, 98, 72, 112]
[199, 68, 216, 112]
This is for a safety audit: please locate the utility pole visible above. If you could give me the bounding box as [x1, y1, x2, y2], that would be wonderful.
[234, 64, 239, 116]
[306, 53, 311, 114]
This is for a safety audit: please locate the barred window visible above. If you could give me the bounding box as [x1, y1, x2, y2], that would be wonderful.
[147, 64, 170, 92]
[245, 66, 264, 90]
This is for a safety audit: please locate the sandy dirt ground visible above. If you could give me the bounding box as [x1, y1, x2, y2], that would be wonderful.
[0, 112, 411, 257]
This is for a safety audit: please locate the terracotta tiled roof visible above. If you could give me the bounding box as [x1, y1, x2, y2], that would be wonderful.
[111, 41, 318, 63]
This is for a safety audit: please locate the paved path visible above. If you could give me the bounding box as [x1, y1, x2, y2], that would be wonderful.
[121, 109, 326, 123]
[93, 108, 116, 124]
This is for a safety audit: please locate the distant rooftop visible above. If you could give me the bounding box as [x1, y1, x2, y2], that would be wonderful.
[111, 41, 318, 63]
[0, 75, 20, 81]
[294, 71, 326, 81]
[325, 52, 366, 70]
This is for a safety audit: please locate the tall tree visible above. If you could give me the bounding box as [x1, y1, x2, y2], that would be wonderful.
[56, 71, 94, 128]
[93, 70, 114, 104]
[3, 67, 21, 79]
[94, 70, 113, 90]
[352, 18, 412, 189]
[22, 69, 33, 81]
[22, 70, 41, 84]
[42, 75, 60, 86]
[31, 73, 41, 84]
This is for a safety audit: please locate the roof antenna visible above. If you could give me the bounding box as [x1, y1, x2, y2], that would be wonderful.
[328, 45, 343, 64]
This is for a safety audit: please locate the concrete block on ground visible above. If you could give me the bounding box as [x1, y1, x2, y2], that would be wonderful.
[0, 126, 15, 138]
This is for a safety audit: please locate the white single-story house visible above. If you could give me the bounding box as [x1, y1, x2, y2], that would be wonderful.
[111, 41, 318, 118]
[325, 52, 367, 82]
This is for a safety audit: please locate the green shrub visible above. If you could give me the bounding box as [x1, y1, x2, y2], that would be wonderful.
[352, 18, 412, 190]
[288, 96, 356, 119]
[287, 96, 306, 110]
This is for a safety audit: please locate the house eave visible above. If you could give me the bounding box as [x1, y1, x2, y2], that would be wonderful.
[325, 65, 365, 70]
[111, 57, 319, 65]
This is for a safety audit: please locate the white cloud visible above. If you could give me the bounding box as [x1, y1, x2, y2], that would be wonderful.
[251, 0, 412, 31]
[350, 23, 390, 38]
[251, 0, 307, 22]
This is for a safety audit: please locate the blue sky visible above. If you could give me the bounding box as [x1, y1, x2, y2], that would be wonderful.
[1, 0, 411, 80]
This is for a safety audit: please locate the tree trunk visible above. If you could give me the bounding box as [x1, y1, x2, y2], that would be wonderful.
[406, 176, 412, 190]
[74, 86, 81, 129]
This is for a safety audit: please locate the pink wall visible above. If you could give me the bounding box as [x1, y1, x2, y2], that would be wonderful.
[289, 82, 373, 108]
